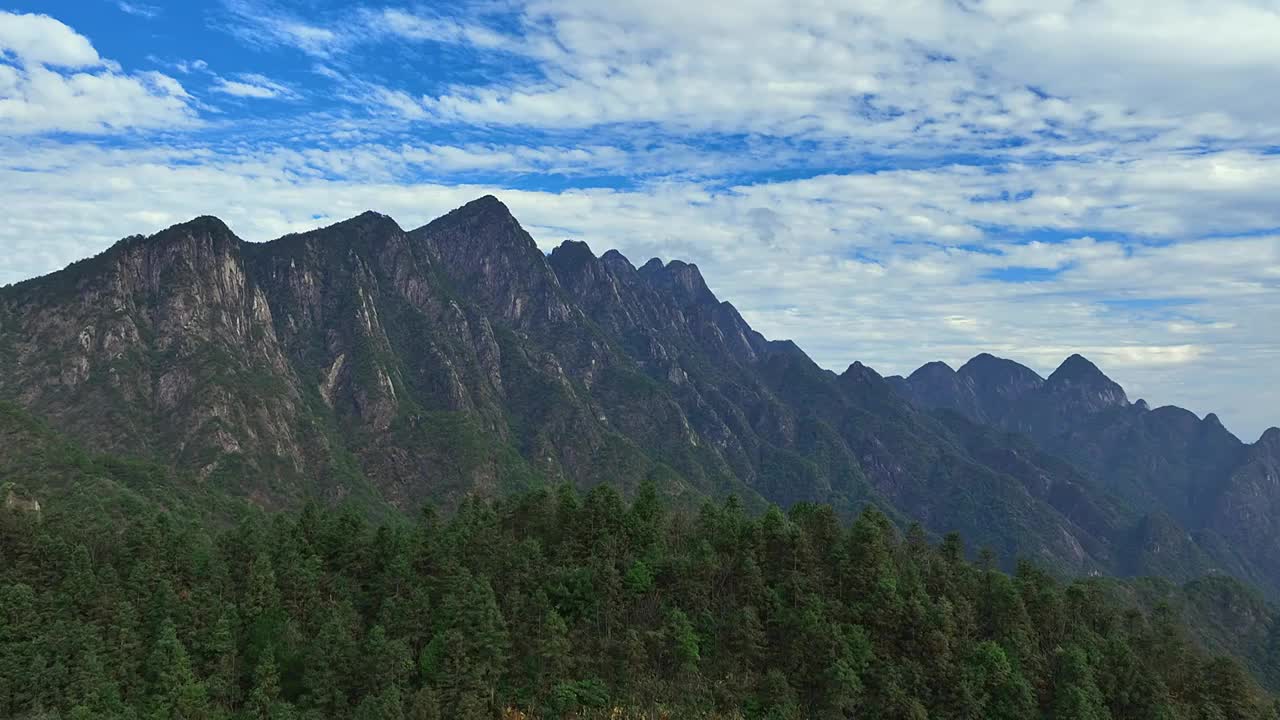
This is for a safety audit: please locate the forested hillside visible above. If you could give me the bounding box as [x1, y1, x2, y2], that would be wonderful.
[3, 482, 1276, 720]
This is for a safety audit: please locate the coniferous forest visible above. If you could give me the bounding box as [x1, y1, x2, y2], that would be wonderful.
[3, 482, 1277, 720]
[6, 0, 1280, 715]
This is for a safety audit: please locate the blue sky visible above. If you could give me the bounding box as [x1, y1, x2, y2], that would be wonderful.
[2, 0, 1279, 439]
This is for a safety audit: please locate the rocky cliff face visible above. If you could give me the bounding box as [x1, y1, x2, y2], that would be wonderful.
[891, 352, 1280, 594]
[1202, 428, 1280, 589]
[0, 217, 311, 500]
[3, 196, 1277, 591]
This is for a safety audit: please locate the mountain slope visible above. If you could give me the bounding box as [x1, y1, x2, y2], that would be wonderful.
[891, 353, 1280, 594]
[0, 197, 1271, 588]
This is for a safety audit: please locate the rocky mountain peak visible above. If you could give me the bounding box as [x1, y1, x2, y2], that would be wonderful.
[408, 196, 571, 328]
[309, 210, 405, 244]
[638, 258, 718, 307]
[958, 353, 1043, 388]
[416, 195, 531, 253]
[340, 210, 402, 230]
[111, 215, 238, 256]
[962, 351, 1001, 368]
[549, 239, 598, 271]
[453, 194, 514, 221]
[1049, 353, 1106, 384]
[599, 249, 633, 272]
[1040, 354, 1128, 419]
[548, 240, 612, 298]
[1259, 427, 1280, 450]
[841, 360, 885, 385]
[1047, 352, 1124, 392]
[907, 360, 956, 382]
[168, 214, 234, 236]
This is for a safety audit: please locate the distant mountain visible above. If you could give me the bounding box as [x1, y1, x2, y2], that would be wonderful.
[2, 196, 1277, 595]
[890, 353, 1280, 594]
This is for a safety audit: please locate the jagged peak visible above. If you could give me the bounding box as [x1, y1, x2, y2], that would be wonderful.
[842, 360, 884, 382]
[663, 260, 709, 285]
[767, 339, 805, 356]
[435, 194, 516, 225]
[1048, 353, 1108, 383]
[1045, 353, 1128, 408]
[639, 257, 665, 273]
[264, 211, 405, 254]
[412, 195, 539, 259]
[350, 209, 397, 223]
[908, 360, 955, 381]
[2, 215, 245, 295]
[165, 215, 233, 236]
[1197, 412, 1243, 445]
[327, 210, 403, 233]
[109, 215, 240, 256]
[549, 239, 596, 264]
[639, 257, 717, 306]
[1149, 404, 1200, 424]
[113, 216, 237, 252]
[547, 240, 602, 287]
[1258, 427, 1280, 449]
[464, 193, 509, 213]
[600, 248, 635, 273]
[957, 352, 1040, 379]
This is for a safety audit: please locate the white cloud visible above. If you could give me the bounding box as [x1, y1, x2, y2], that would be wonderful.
[212, 73, 299, 99]
[1, 138, 1276, 437]
[0, 66, 195, 135]
[367, 8, 512, 49]
[221, 0, 339, 57]
[117, 2, 162, 19]
[221, 3, 516, 58]
[405, 0, 1280, 155]
[174, 59, 209, 74]
[3, 3, 1278, 439]
[0, 11, 101, 67]
[0, 12, 195, 134]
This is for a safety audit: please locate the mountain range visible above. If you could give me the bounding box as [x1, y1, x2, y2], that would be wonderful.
[2, 195, 1278, 595]
[889, 354, 1280, 594]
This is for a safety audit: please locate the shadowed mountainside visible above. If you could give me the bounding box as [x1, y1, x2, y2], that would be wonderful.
[889, 354, 1280, 595]
[2, 196, 1277, 595]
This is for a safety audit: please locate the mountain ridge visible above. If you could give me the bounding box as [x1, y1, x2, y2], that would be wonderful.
[890, 351, 1280, 595]
[2, 197, 1277, 597]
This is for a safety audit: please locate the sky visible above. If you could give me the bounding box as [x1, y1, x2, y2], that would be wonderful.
[1, 1, 1278, 440]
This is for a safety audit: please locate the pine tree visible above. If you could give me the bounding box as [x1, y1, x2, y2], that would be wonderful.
[353, 685, 405, 720]
[145, 619, 213, 720]
[0, 583, 39, 716]
[205, 604, 240, 712]
[963, 640, 1036, 720]
[1050, 645, 1111, 720]
[302, 600, 358, 715]
[246, 646, 292, 720]
[361, 624, 413, 697]
[427, 570, 509, 718]
[406, 687, 441, 720]
[537, 608, 573, 698]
